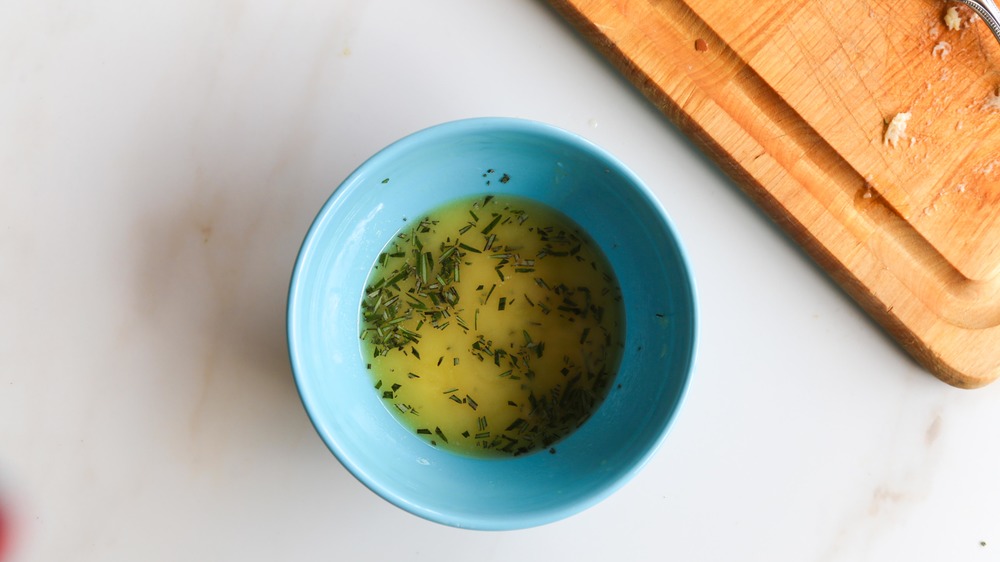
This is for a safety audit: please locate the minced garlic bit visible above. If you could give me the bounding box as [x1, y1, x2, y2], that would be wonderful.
[932, 41, 952, 58]
[884, 112, 912, 148]
[944, 6, 962, 30]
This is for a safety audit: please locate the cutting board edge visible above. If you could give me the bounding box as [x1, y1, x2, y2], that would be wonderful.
[680, 94, 998, 389]
[545, 0, 1000, 388]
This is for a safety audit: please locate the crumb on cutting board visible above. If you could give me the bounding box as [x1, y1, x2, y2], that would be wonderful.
[884, 112, 912, 148]
[932, 41, 952, 58]
[862, 175, 876, 199]
[985, 88, 1000, 111]
[944, 6, 962, 30]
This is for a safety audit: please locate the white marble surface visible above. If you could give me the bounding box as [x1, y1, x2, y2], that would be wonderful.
[2, 1, 1000, 560]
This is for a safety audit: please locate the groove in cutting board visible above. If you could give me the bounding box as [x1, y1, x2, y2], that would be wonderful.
[548, 0, 1000, 387]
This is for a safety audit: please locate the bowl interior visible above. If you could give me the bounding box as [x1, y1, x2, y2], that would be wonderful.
[288, 118, 696, 530]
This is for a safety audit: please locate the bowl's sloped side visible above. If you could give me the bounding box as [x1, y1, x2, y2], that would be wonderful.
[287, 118, 697, 530]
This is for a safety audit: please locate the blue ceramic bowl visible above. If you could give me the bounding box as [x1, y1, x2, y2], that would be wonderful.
[288, 118, 696, 530]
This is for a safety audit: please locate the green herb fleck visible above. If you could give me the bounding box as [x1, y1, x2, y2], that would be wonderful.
[435, 427, 449, 443]
[458, 242, 481, 254]
[481, 214, 502, 235]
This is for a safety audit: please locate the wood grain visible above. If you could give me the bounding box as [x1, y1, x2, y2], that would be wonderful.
[548, 0, 1000, 387]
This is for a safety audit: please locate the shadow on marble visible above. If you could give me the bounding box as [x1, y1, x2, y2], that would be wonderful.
[122, 157, 364, 486]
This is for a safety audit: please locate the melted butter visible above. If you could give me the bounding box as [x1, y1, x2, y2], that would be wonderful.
[360, 194, 624, 457]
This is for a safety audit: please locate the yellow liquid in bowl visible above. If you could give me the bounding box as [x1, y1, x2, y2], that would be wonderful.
[360, 194, 625, 457]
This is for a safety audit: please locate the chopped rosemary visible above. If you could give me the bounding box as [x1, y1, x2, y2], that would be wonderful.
[506, 418, 525, 431]
[481, 214, 502, 235]
[360, 193, 625, 458]
[435, 427, 448, 443]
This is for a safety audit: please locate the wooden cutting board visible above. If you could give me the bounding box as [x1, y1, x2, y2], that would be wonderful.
[548, 0, 1000, 387]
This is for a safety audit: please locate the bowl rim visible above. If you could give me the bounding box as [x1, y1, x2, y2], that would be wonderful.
[287, 116, 699, 530]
